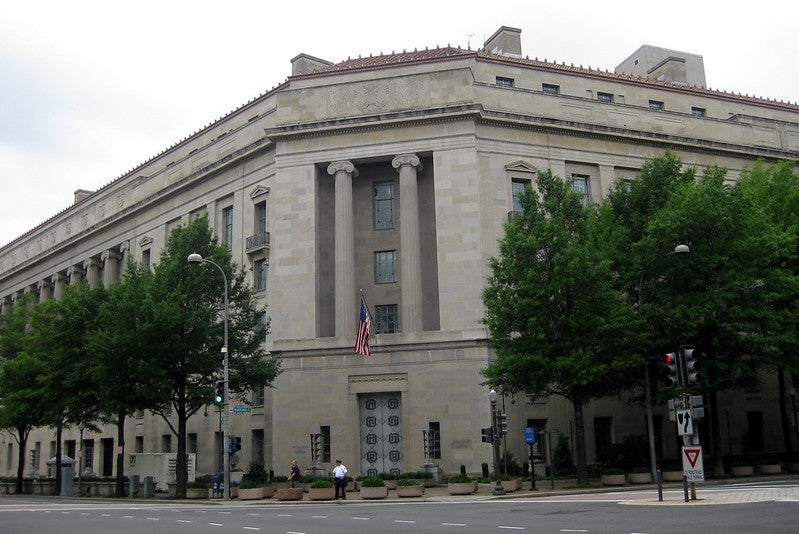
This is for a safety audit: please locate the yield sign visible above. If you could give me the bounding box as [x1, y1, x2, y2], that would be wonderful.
[682, 446, 705, 482]
[684, 448, 701, 468]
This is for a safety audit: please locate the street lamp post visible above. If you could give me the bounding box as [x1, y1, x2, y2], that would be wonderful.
[639, 244, 690, 483]
[489, 389, 505, 495]
[187, 253, 230, 500]
[77, 422, 85, 496]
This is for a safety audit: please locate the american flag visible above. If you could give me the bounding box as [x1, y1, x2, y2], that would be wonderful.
[354, 297, 372, 356]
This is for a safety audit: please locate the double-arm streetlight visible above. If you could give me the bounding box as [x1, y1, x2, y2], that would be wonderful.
[187, 253, 230, 500]
[639, 244, 690, 482]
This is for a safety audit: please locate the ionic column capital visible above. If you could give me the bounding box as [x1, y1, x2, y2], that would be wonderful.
[392, 153, 422, 172]
[327, 160, 359, 178]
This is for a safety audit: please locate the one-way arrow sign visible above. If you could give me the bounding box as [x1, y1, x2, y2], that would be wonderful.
[676, 409, 694, 436]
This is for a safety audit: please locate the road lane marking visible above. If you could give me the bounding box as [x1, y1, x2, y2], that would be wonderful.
[498, 527, 525, 530]
[352, 516, 370, 520]
[395, 519, 416, 523]
[442, 522, 467, 526]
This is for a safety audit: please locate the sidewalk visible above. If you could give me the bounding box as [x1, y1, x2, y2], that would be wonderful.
[179, 474, 799, 507]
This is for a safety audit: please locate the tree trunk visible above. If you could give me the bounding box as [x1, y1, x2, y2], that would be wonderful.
[709, 389, 725, 476]
[572, 399, 588, 486]
[115, 412, 126, 497]
[15, 426, 26, 493]
[777, 369, 794, 457]
[54, 425, 63, 495]
[176, 402, 188, 499]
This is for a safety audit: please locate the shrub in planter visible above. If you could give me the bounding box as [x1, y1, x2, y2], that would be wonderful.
[447, 473, 476, 495]
[359, 476, 388, 499]
[627, 467, 652, 484]
[397, 478, 419, 486]
[600, 468, 626, 486]
[396, 479, 424, 497]
[308, 478, 335, 500]
[447, 474, 471, 484]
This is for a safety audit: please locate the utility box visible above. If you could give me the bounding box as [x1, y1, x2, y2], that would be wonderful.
[127, 453, 196, 491]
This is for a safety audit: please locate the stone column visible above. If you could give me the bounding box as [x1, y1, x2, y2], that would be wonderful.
[52, 272, 67, 300]
[327, 160, 358, 337]
[118, 241, 130, 277]
[392, 153, 424, 333]
[83, 258, 101, 288]
[1, 295, 12, 315]
[101, 249, 122, 287]
[37, 279, 52, 303]
[68, 264, 85, 286]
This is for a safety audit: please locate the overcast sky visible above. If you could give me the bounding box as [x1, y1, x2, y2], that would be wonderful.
[1, 0, 796, 247]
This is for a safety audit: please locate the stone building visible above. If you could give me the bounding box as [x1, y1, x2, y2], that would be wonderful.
[2, 26, 798, 481]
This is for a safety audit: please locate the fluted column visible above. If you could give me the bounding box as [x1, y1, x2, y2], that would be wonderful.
[119, 241, 130, 277]
[68, 264, 85, 286]
[0, 296, 11, 315]
[52, 272, 67, 300]
[37, 280, 52, 303]
[392, 153, 423, 333]
[327, 160, 358, 336]
[101, 249, 122, 287]
[83, 258, 101, 288]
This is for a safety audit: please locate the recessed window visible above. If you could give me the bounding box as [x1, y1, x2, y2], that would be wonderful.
[222, 206, 234, 251]
[375, 250, 397, 283]
[496, 76, 515, 87]
[511, 179, 530, 214]
[691, 107, 706, 118]
[375, 304, 399, 334]
[374, 182, 395, 229]
[649, 100, 664, 111]
[542, 83, 560, 95]
[255, 201, 267, 234]
[572, 174, 591, 206]
[254, 259, 267, 290]
[597, 92, 614, 103]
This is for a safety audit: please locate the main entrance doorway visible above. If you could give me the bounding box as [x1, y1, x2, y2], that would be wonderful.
[358, 392, 403, 476]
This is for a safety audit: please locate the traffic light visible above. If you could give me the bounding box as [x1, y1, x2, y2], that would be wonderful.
[682, 345, 700, 386]
[660, 352, 680, 387]
[497, 412, 508, 436]
[213, 380, 224, 405]
[481, 427, 494, 443]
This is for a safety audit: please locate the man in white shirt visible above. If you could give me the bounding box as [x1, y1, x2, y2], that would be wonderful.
[332, 459, 348, 499]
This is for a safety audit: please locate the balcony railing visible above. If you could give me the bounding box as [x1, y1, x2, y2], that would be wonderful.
[246, 232, 270, 253]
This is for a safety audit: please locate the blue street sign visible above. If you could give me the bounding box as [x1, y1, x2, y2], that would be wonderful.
[525, 427, 536, 445]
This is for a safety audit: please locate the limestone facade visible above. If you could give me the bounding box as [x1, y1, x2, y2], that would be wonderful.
[1, 26, 798, 480]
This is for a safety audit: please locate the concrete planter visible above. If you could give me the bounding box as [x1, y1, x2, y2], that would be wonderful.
[396, 484, 425, 497]
[600, 474, 626, 486]
[238, 487, 264, 500]
[661, 470, 684, 482]
[758, 463, 782, 475]
[276, 487, 303, 501]
[628, 472, 652, 484]
[500, 479, 520, 492]
[186, 487, 209, 499]
[359, 485, 388, 499]
[447, 481, 477, 495]
[308, 486, 335, 500]
[731, 465, 754, 477]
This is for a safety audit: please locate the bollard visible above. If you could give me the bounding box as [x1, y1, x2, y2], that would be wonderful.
[657, 469, 663, 502]
[683, 475, 689, 502]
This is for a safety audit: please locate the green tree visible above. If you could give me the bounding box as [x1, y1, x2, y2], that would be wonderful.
[145, 217, 280, 498]
[482, 170, 641, 485]
[736, 160, 799, 457]
[25, 284, 107, 493]
[87, 264, 168, 496]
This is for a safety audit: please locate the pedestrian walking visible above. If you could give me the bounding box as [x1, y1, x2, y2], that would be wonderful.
[288, 459, 301, 488]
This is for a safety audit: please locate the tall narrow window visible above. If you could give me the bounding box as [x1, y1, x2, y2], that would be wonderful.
[320, 425, 331, 463]
[375, 304, 399, 334]
[511, 179, 530, 214]
[255, 201, 267, 234]
[428, 422, 441, 460]
[375, 250, 397, 283]
[572, 175, 591, 206]
[222, 206, 233, 251]
[141, 249, 151, 271]
[254, 259, 267, 291]
[374, 182, 395, 229]
[254, 385, 265, 407]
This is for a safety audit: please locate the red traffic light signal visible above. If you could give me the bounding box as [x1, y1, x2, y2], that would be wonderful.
[660, 352, 680, 387]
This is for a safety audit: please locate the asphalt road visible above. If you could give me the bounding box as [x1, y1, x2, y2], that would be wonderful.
[1, 481, 797, 533]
